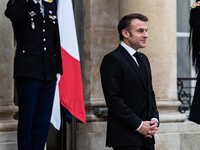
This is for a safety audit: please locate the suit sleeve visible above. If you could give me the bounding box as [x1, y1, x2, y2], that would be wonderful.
[150, 86, 159, 124]
[100, 54, 142, 131]
[143, 54, 159, 124]
[5, 0, 26, 20]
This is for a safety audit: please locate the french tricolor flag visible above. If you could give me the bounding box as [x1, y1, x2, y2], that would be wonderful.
[50, 0, 86, 130]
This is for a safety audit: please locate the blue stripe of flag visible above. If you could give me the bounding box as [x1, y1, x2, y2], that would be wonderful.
[51, 0, 57, 7]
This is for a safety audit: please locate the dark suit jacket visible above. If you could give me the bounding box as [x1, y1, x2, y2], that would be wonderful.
[5, 0, 62, 81]
[100, 45, 159, 147]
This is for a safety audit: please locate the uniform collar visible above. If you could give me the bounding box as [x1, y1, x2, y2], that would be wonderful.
[33, 0, 42, 7]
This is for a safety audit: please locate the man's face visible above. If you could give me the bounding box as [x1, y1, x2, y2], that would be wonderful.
[124, 19, 148, 50]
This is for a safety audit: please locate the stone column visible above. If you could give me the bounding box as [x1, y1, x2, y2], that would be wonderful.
[82, 0, 119, 121]
[0, 1, 18, 149]
[77, 0, 119, 150]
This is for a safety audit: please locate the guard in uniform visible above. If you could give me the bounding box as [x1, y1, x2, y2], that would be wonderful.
[189, 1, 200, 124]
[5, 0, 62, 149]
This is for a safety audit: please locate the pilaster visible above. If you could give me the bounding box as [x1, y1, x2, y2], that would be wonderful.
[81, 0, 119, 122]
[0, 1, 18, 149]
[77, 0, 119, 150]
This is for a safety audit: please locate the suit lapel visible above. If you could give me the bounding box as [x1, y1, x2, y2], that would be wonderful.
[119, 45, 147, 91]
[141, 55, 151, 88]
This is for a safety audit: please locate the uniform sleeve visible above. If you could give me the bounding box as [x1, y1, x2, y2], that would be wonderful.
[51, 5, 62, 75]
[54, 22, 63, 75]
[5, 0, 26, 20]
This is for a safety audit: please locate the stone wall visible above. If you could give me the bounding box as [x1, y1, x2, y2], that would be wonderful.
[76, 0, 200, 150]
[1, 0, 200, 150]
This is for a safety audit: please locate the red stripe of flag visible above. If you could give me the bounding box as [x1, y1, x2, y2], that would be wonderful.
[59, 47, 86, 123]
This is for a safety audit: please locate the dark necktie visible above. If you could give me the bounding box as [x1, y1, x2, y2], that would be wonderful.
[36, 2, 41, 12]
[134, 52, 147, 82]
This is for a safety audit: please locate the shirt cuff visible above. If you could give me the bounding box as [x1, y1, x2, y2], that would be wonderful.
[136, 121, 143, 131]
[151, 118, 158, 123]
[151, 118, 159, 127]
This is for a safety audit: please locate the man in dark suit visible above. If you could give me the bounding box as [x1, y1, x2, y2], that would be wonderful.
[100, 13, 159, 150]
[5, 0, 62, 149]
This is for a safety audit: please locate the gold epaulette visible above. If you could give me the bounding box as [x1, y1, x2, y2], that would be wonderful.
[191, 1, 200, 9]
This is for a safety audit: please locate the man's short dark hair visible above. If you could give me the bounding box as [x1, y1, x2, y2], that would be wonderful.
[118, 13, 148, 41]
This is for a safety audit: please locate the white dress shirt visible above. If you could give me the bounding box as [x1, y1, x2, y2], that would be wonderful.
[121, 41, 139, 66]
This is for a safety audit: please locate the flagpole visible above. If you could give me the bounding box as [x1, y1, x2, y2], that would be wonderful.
[71, 117, 77, 150]
[61, 106, 67, 150]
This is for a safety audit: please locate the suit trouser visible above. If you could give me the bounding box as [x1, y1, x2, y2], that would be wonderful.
[16, 78, 56, 150]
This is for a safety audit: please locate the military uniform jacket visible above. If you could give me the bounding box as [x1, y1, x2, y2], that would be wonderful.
[189, 72, 200, 124]
[5, 0, 62, 81]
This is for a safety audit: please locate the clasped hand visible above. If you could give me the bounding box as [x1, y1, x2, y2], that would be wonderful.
[138, 120, 159, 138]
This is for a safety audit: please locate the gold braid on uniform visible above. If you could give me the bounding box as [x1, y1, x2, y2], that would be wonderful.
[191, 1, 200, 9]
